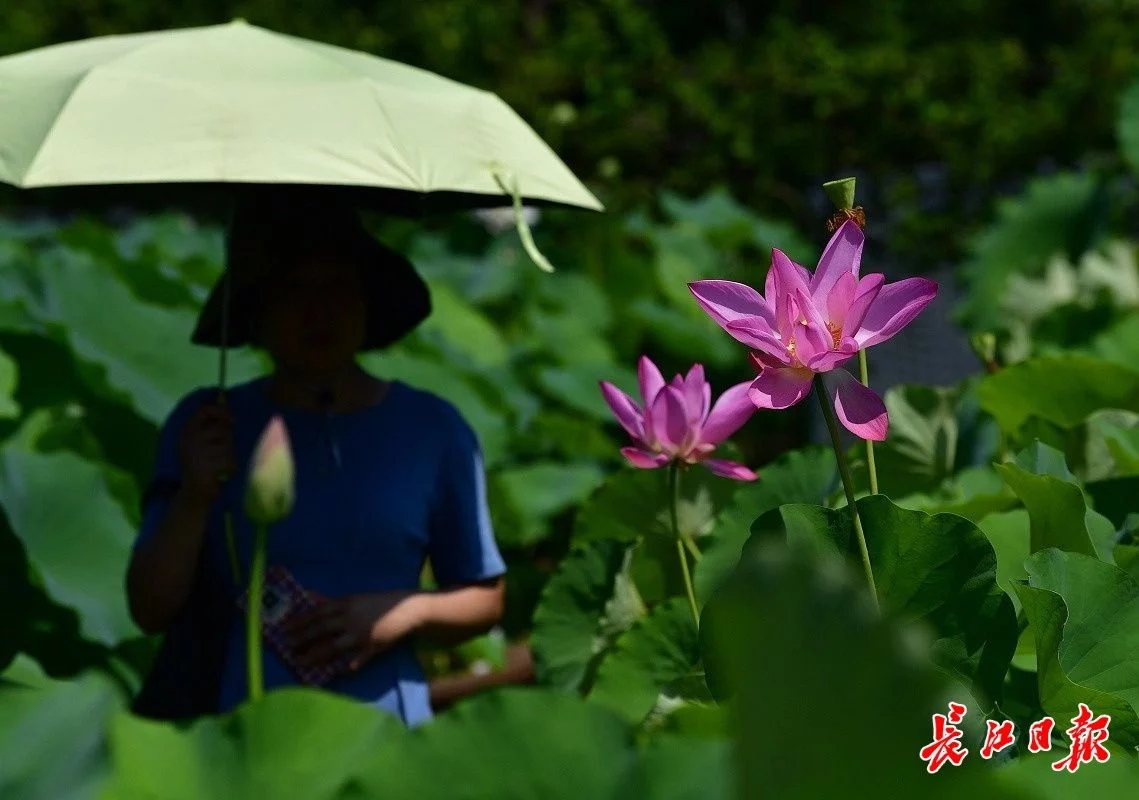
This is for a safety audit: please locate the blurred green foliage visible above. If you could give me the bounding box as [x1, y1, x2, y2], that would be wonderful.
[4, 4, 1139, 795]
[5, 0, 1139, 256]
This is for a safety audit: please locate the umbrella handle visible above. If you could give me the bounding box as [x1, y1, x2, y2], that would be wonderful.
[490, 165, 555, 273]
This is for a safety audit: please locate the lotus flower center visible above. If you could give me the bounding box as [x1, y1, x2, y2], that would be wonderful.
[825, 321, 842, 349]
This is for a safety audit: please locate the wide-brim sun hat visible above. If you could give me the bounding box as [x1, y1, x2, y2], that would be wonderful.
[192, 189, 431, 351]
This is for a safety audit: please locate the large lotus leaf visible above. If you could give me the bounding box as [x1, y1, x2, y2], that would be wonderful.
[0, 246, 265, 425]
[996, 442, 1115, 561]
[0, 346, 18, 419]
[978, 355, 1139, 436]
[693, 446, 836, 605]
[1086, 476, 1139, 530]
[702, 542, 1018, 800]
[1015, 549, 1139, 750]
[894, 466, 1018, 522]
[651, 225, 722, 309]
[733, 496, 1017, 709]
[1119, 75, 1139, 175]
[623, 528, 687, 606]
[1078, 409, 1139, 481]
[625, 299, 738, 368]
[416, 282, 510, 368]
[587, 598, 700, 725]
[0, 654, 69, 690]
[611, 736, 732, 800]
[517, 410, 620, 463]
[490, 461, 606, 547]
[1088, 412, 1139, 475]
[354, 688, 633, 799]
[0, 332, 160, 490]
[520, 270, 616, 366]
[0, 445, 139, 646]
[573, 465, 738, 546]
[1092, 310, 1139, 367]
[531, 539, 641, 692]
[66, 213, 223, 309]
[661, 188, 815, 264]
[532, 269, 614, 332]
[995, 753, 1139, 798]
[0, 512, 110, 680]
[106, 689, 400, 800]
[572, 466, 740, 605]
[524, 307, 616, 366]
[536, 362, 639, 421]
[958, 171, 1101, 330]
[0, 672, 123, 800]
[406, 233, 522, 306]
[977, 510, 1031, 611]
[872, 382, 994, 497]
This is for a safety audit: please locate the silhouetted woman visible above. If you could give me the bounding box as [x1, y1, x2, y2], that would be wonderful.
[126, 195, 505, 724]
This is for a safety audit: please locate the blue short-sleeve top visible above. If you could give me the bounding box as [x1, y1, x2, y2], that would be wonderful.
[133, 376, 506, 725]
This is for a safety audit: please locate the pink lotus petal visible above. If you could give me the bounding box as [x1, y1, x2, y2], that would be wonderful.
[789, 288, 832, 365]
[702, 458, 759, 481]
[600, 381, 644, 441]
[765, 251, 813, 300]
[825, 368, 888, 441]
[843, 273, 885, 336]
[854, 277, 938, 348]
[826, 271, 858, 330]
[748, 366, 814, 410]
[689, 280, 775, 329]
[651, 385, 692, 455]
[794, 286, 829, 331]
[791, 323, 833, 368]
[700, 381, 756, 446]
[638, 356, 666, 411]
[725, 317, 792, 365]
[805, 341, 857, 373]
[701, 383, 712, 420]
[621, 447, 671, 469]
[811, 220, 864, 305]
[749, 351, 787, 372]
[683, 364, 707, 426]
[769, 249, 813, 337]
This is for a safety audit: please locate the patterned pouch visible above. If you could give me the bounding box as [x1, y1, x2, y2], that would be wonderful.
[235, 565, 353, 686]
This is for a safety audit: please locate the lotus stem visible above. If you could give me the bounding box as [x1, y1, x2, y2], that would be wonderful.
[858, 350, 880, 496]
[682, 533, 703, 563]
[246, 523, 268, 701]
[814, 375, 880, 613]
[668, 463, 701, 626]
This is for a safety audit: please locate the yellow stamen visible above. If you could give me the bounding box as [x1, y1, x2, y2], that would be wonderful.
[826, 321, 842, 349]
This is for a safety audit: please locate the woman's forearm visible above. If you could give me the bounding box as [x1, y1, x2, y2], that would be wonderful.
[125, 488, 213, 634]
[412, 579, 505, 646]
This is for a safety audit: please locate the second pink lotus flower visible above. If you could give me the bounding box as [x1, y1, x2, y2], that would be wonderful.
[688, 220, 937, 441]
[600, 356, 758, 480]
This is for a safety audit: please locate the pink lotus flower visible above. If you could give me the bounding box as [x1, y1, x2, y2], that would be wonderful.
[599, 356, 758, 481]
[688, 220, 937, 441]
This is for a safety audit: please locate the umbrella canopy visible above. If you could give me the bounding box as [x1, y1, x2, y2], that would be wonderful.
[0, 19, 601, 215]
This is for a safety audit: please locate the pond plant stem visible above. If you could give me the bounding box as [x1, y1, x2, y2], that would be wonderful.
[814, 375, 880, 614]
[247, 524, 268, 701]
[669, 463, 701, 627]
[858, 350, 880, 496]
